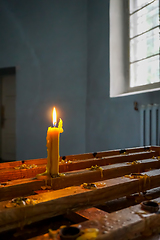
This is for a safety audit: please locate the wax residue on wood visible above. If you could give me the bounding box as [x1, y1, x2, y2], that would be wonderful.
[5, 197, 38, 208]
[14, 164, 37, 170]
[77, 228, 99, 240]
[87, 165, 104, 178]
[95, 182, 106, 188]
[127, 160, 140, 165]
[124, 173, 151, 193]
[60, 159, 72, 164]
[81, 183, 97, 190]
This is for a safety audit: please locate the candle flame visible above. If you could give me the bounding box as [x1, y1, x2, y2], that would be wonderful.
[52, 107, 57, 127]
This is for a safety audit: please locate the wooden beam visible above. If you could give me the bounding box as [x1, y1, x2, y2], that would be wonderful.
[25, 198, 160, 240]
[73, 197, 160, 240]
[66, 187, 160, 223]
[97, 196, 160, 240]
[0, 150, 158, 182]
[97, 187, 160, 213]
[0, 158, 160, 201]
[0, 146, 157, 171]
[0, 146, 157, 172]
[0, 169, 160, 233]
[0, 158, 159, 201]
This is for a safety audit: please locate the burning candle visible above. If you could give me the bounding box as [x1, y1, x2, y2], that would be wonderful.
[46, 107, 63, 176]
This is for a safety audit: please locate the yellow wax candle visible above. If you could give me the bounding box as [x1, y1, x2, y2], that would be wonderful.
[46, 107, 63, 176]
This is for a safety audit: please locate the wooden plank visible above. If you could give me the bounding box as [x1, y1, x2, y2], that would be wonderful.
[62, 146, 159, 161]
[0, 169, 160, 233]
[25, 197, 160, 240]
[66, 187, 160, 222]
[76, 207, 107, 221]
[150, 146, 160, 155]
[0, 158, 46, 170]
[0, 146, 157, 171]
[73, 197, 160, 240]
[0, 150, 158, 182]
[97, 187, 160, 213]
[96, 196, 160, 240]
[59, 151, 159, 172]
[133, 235, 160, 240]
[0, 158, 160, 201]
[0, 165, 46, 182]
[64, 207, 107, 223]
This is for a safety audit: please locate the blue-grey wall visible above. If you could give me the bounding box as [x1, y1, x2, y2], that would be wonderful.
[86, 0, 160, 152]
[0, 0, 159, 160]
[0, 0, 87, 160]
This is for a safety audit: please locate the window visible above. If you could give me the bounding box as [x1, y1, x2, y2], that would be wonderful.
[129, 0, 159, 88]
[110, 0, 160, 97]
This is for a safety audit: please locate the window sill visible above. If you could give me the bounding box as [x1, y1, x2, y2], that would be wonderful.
[110, 86, 160, 98]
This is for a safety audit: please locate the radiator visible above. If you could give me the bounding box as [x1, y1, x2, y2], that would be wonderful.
[140, 104, 160, 146]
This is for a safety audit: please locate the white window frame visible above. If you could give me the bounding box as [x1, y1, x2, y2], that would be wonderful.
[110, 0, 160, 97]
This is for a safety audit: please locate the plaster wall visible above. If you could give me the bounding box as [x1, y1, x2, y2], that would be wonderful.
[86, 0, 160, 152]
[0, 0, 87, 160]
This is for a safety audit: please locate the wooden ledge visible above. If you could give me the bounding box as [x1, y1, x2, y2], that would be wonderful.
[0, 169, 160, 233]
[0, 150, 158, 182]
[29, 196, 160, 240]
[0, 158, 160, 201]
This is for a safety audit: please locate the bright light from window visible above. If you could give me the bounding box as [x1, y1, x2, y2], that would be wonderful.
[129, 0, 159, 87]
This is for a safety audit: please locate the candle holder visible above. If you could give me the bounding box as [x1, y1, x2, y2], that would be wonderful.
[141, 201, 159, 213]
[59, 226, 81, 240]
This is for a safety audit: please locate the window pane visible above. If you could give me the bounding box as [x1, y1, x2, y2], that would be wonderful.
[130, 0, 159, 38]
[130, 0, 155, 15]
[130, 55, 159, 87]
[130, 27, 159, 62]
[137, 0, 154, 10]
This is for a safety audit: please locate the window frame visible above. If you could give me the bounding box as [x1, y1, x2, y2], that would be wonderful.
[109, 0, 160, 98]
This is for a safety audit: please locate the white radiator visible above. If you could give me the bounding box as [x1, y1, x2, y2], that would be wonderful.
[140, 104, 160, 146]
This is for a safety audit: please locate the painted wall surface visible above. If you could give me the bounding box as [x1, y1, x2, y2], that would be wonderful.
[0, 0, 159, 160]
[0, 0, 87, 160]
[86, 0, 160, 153]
